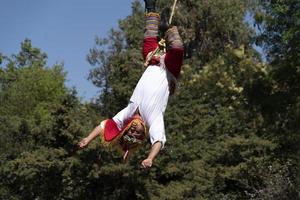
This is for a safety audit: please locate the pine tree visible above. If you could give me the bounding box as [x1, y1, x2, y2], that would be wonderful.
[250, 0, 300, 198]
[86, 0, 280, 199]
[0, 40, 98, 199]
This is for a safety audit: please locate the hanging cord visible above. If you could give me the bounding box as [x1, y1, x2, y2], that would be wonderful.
[144, 0, 178, 67]
[169, 0, 177, 25]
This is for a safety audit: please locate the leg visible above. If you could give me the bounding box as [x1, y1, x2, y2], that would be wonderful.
[143, 12, 160, 62]
[164, 26, 184, 79]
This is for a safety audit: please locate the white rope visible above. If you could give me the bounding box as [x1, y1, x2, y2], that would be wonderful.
[169, 0, 178, 24]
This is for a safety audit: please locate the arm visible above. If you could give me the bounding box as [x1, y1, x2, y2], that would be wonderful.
[141, 114, 166, 168]
[113, 102, 137, 130]
[141, 141, 162, 168]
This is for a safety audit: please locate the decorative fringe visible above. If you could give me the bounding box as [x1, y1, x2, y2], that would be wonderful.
[145, 12, 160, 38]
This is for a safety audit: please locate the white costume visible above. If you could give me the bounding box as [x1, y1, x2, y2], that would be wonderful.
[111, 12, 184, 150]
[113, 57, 173, 147]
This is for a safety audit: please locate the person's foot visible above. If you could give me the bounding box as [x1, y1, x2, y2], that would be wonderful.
[159, 7, 171, 34]
[144, 0, 156, 12]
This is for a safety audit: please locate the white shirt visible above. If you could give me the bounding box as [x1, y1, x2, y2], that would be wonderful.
[113, 57, 173, 147]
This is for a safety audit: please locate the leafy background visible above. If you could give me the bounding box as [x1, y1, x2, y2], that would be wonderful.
[0, 0, 299, 199]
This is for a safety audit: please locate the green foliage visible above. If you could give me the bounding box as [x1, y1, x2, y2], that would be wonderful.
[253, 0, 300, 196]
[1, 0, 299, 199]
[85, 0, 299, 199]
[0, 40, 98, 199]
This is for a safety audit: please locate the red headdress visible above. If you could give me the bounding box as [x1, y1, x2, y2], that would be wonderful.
[99, 116, 147, 160]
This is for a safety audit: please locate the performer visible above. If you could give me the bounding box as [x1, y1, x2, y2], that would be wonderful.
[78, 0, 184, 169]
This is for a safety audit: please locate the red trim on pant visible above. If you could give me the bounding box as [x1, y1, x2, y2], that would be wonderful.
[165, 48, 184, 79]
[143, 37, 184, 79]
[143, 37, 158, 60]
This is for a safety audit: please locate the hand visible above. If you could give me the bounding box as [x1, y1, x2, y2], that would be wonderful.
[141, 158, 153, 169]
[78, 137, 89, 149]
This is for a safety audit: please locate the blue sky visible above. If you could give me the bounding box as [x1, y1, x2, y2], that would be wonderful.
[0, 0, 134, 101]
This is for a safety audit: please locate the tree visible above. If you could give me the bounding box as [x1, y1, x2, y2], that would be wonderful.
[0, 40, 98, 199]
[2, 0, 299, 199]
[0, 39, 67, 158]
[251, 0, 300, 198]
[86, 0, 280, 199]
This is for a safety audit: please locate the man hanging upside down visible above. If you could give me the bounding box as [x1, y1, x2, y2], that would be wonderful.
[78, 0, 184, 169]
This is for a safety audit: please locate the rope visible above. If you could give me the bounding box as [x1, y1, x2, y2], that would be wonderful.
[144, 0, 178, 67]
[169, 0, 178, 25]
